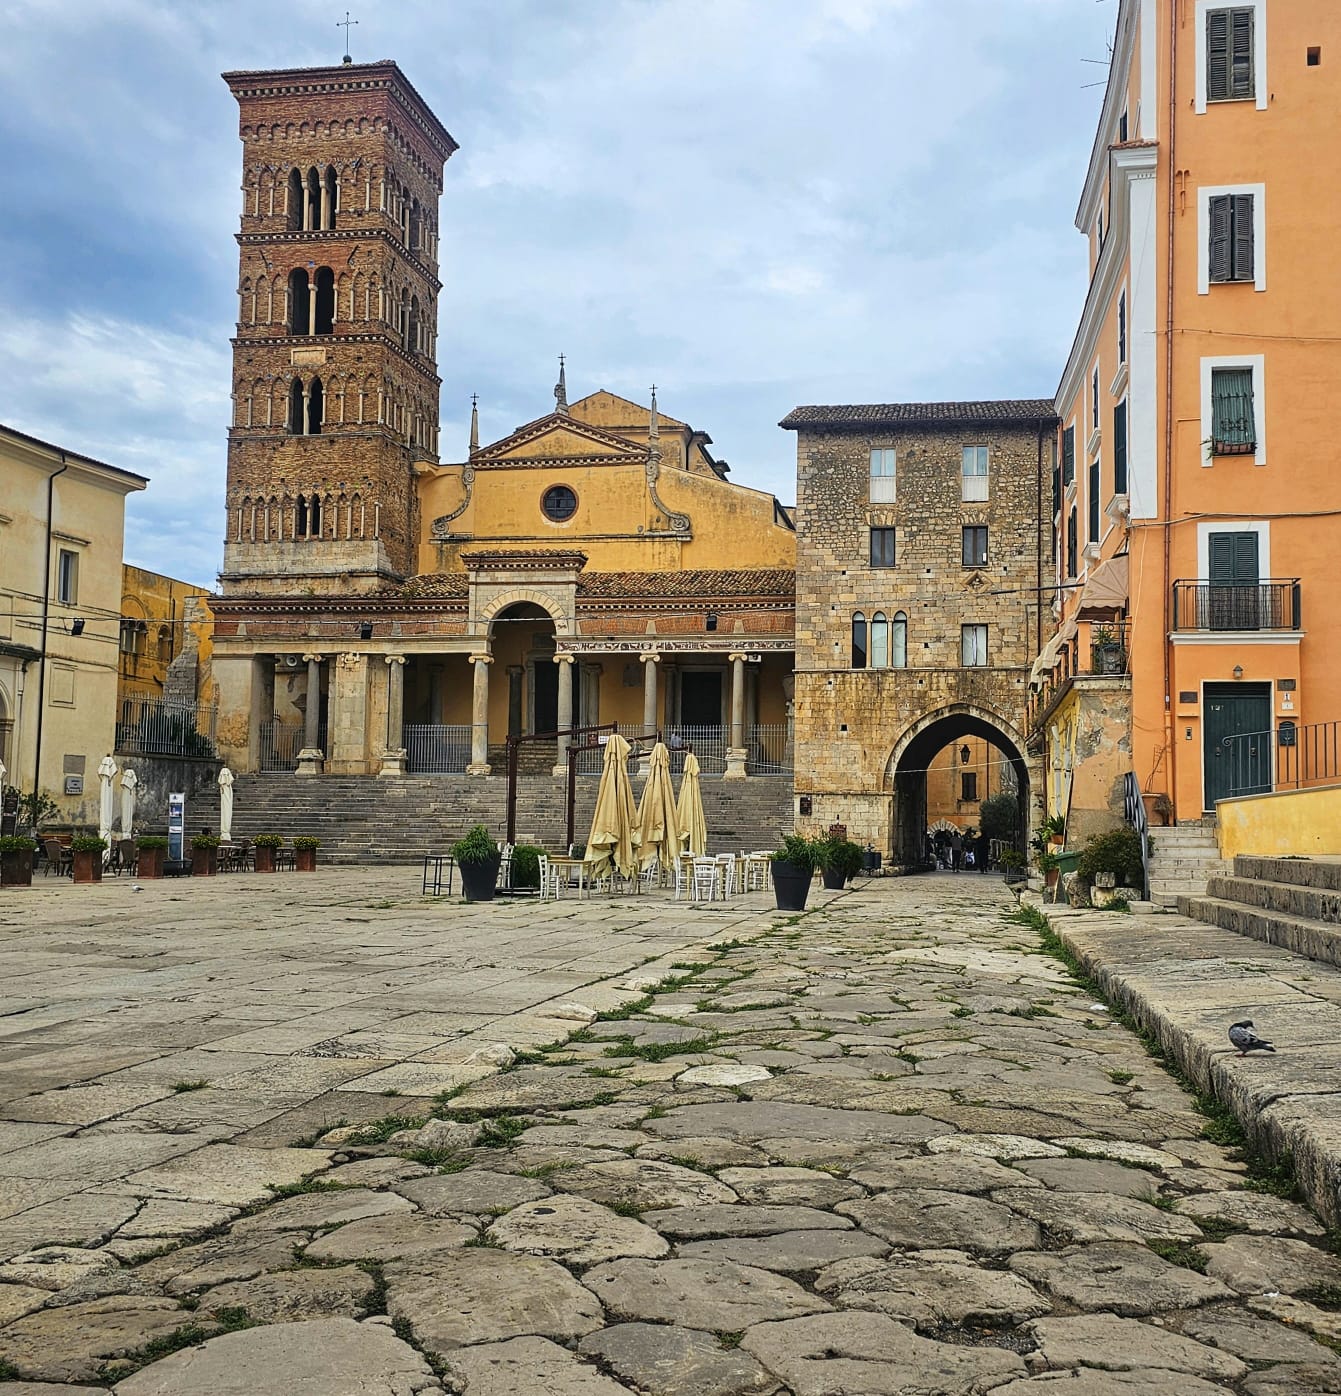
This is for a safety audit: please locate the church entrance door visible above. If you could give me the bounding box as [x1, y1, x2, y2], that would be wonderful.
[680, 670, 723, 729]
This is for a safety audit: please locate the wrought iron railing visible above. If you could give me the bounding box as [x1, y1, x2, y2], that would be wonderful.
[404, 724, 471, 774]
[748, 724, 793, 775]
[1224, 720, 1341, 799]
[1027, 619, 1131, 734]
[257, 720, 326, 772]
[1172, 579, 1301, 632]
[1123, 770, 1150, 900]
[115, 697, 216, 759]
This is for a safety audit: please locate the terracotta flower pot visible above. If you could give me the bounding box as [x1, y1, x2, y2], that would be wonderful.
[295, 847, 317, 872]
[192, 847, 218, 877]
[254, 846, 276, 873]
[1, 849, 34, 887]
[138, 847, 165, 879]
[72, 849, 102, 884]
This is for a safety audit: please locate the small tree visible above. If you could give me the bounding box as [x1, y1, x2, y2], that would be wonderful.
[978, 793, 1018, 845]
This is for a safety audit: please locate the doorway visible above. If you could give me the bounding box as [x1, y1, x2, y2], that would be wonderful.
[680, 671, 723, 729]
[534, 661, 558, 734]
[1204, 682, 1272, 806]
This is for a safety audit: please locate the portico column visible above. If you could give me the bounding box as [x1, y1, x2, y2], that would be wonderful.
[467, 652, 492, 776]
[296, 654, 324, 777]
[638, 652, 660, 777]
[552, 654, 575, 777]
[724, 652, 748, 781]
[379, 655, 407, 777]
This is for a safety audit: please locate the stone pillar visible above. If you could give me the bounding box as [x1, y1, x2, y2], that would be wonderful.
[329, 652, 370, 774]
[724, 652, 748, 781]
[308, 284, 317, 337]
[297, 653, 324, 777]
[320, 179, 332, 231]
[379, 656, 407, 777]
[638, 652, 660, 777]
[553, 654, 575, 776]
[468, 653, 492, 776]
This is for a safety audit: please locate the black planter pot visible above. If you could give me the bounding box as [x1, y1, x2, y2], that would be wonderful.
[771, 859, 813, 912]
[459, 853, 501, 903]
[820, 866, 846, 890]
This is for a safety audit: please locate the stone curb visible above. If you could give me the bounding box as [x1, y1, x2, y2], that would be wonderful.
[1027, 894, 1341, 1229]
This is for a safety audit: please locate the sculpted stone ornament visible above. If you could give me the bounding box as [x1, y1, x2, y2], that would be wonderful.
[644, 385, 692, 535]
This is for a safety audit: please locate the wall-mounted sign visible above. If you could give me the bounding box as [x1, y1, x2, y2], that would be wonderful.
[63, 775, 83, 796]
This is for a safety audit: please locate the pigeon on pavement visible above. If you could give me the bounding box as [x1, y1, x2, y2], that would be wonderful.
[1229, 1020, 1275, 1055]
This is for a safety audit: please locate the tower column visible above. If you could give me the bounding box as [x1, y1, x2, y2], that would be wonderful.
[320, 178, 332, 231]
[308, 284, 318, 337]
[467, 653, 492, 776]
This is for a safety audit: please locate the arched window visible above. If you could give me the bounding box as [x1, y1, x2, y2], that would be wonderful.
[852, 612, 867, 669]
[308, 377, 324, 435]
[407, 294, 420, 354]
[288, 268, 309, 335]
[286, 168, 303, 230]
[157, 625, 173, 663]
[289, 379, 304, 435]
[323, 165, 337, 228]
[871, 612, 890, 669]
[891, 611, 908, 668]
[306, 166, 320, 230]
[314, 267, 335, 335]
[409, 197, 421, 251]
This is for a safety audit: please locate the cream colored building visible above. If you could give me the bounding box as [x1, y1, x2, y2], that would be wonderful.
[0, 424, 146, 824]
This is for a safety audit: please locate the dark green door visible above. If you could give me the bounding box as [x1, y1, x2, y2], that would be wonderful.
[1204, 683, 1272, 807]
[1208, 531, 1260, 630]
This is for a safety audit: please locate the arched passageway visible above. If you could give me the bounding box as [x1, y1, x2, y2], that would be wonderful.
[887, 707, 1030, 871]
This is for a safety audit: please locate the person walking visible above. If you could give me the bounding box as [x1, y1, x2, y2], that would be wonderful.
[950, 829, 963, 872]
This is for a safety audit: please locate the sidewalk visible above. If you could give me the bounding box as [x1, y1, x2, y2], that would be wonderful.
[1031, 895, 1341, 1228]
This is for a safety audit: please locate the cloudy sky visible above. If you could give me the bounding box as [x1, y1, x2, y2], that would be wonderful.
[0, 0, 1115, 585]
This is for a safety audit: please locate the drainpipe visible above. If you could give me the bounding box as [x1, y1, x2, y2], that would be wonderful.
[32, 452, 69, 817]
[1161, 2, 1179, 804]
[1036, 418, 1046, 657]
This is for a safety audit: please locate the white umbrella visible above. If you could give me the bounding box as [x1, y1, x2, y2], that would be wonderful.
[97, 756, 118, 849]
[119, 768, 138, 835]
[218, 766, 235, 841]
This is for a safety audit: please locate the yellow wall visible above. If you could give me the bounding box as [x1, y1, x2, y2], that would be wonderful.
[925, 736, 998, 830]
[119, 565, 214, 703]
[1218, 784, 1341, 859]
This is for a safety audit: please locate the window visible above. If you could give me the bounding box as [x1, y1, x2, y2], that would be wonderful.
[1091, 369, 1100, 431]
[119, 619, 145, 655]
[1113, 400, 1128, 495]
[541, 485, 578, 522]
[870, 612, 889, 669]
[869, 527, 895, 568]
[57, 549, 78, 605]
[852, 611, 867, 669]
[961, 772, 978, 803]
[961, 446, 988, 503]
[869, 448, 896, 504]
[961, 624, 988, 667]
[1211, 367, 1256, 453]
[962, 526, 988, 568]
[890, 611, 907, 668]
[1208, 7, 1256, 102]
[287, 268, 309, 335]
[1118, 109, 1129, 142]
[1209, 193, 1254, 283]
[1118, 291, 1127, 363]
[1062, 425, 1075, 486]
[1089, 460, 1101, 541]
[1067, 507, 1078, 578]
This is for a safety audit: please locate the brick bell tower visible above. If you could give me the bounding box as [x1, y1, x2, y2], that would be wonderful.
[220, 60, 456, 595]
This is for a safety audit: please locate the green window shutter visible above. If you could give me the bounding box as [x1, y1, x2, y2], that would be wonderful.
[1088, 461, 1100, 541]
[1232, 194, 1255, 281]
[1208, 194, 1232, 282]
[1212, 368, 1256, 451]
[1113, 401, 1128, 494]
[1207, 10, 1231, 100]
[1062, 426, 1075, 485]
[1209, 531, 1259, 583]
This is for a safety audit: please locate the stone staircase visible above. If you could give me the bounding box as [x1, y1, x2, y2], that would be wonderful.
[1179, 855, 1341, 969]
[1147, 820, 1230, 908]
[228, 773, 793, 865]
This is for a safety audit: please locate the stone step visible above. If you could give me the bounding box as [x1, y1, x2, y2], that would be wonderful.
[1235, 855, 1341, 893]
[1179, 894, 1341, 970]
[1208, 874, 1341, 924]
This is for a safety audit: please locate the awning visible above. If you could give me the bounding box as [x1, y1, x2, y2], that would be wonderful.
[1029, 632, 1065, 687]
[1076, 553, 1129, 617]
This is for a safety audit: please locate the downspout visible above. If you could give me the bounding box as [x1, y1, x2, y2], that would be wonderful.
[1036, 419, 1046, 657]
[32, 452, 69, 815]
[1161, 1, 1179, 803]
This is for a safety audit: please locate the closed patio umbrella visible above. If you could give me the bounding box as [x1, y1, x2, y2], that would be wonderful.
[676, 751, 708, 857]
[218, 766, 235, 842]
[585, 732, 639, 881]
[119, 767, 138, 835]
[636, 742, 680, 872]
[97, 756, 117, 849]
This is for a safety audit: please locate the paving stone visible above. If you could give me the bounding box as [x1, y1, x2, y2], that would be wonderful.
[0, 1284, 50, 1324]
[1015, 1157, 1161, 1197]
[0, 1192, 143, 1259]
[115, 1200, 237, 1240]
[1051, 1139, 1183, 1170]
[644, 1204, 852, 1240]
[0, 1384, 109, 1395]
[122, 1145, 331, 1207]
[1247, 1296, 1341, 1344]
[989, 1372, 1233, 1394]
[645, 1102, 941, 1145]
[197, 1264, 376, 1321]
[1179, 1307, 1341, 1366]
[393, 1169, 552, 1218]
[441, 1069, 627, 1113]
[515, 1125, 649, 1151]
[676, 1228, 889, 1274]
[578, 1322, 781, 1396]
[441, 1336, 631, 1396]
[1009, 1242, 1234, 1315]
[0, 1297, 190, 1383]
[634, 1138, 769, 1169]
[1241, 1364, 1341, 1395]
[552, 1159, 736, 1210]
[302, 1212, 476, 1263]
[676, 1065, 772, 1087]
[814, 1254, 1051, 1328]
[925, 1133, 1066, 1161]
[409, 1119, 483, 1153]
[238, 1186, 414, 1233]
[319, 1157, 432, 1186]
[582, 1258, 828, 1329]
[849, 1154, 1038, 1194]
[1174, 1191, 1327, 1237]
[738, 1310, 1026, 1395]
[387, 1248, 604, 1350]
[110, 1316, 441, 1394]
[488, 1194, 670, 1264]
[713, 1166, 862, 1208]
[837, 1190, 1041, 1254]
[136, 1231, 298, 1297]
[1202, 1235, 1341, 1296]
[1025, 1313, 1248, 1381]
[991, 1188, 1204, 1244]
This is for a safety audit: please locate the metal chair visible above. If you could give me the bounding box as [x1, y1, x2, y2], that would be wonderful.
[115, 839, 138, 876]
[43, 839, 71, 877]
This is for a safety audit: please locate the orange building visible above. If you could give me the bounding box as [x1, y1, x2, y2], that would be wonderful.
[1031, 0, 1340, 852]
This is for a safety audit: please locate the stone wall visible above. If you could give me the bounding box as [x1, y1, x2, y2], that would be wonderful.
[113, 754, 222, 836]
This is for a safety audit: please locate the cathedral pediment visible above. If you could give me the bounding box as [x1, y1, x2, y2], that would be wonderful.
[473, 413, 648, 468]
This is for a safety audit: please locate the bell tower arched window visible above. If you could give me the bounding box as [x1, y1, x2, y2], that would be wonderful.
[308, 377, 324, 435]
[286, 168, 303, 230]
[288, 269, 309, 336]
[289, 379, 304, 434]
[314, 267, 335, 335]
[322, 165, 337, 229]
[852, 612, 867, 669]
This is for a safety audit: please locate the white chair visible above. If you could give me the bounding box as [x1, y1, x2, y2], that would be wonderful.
[744, 852, 769, 892]
[691, 857, 718, 901]
[715, 853, 737, 899]
[638, 857, 659, 893]
[497, 843, 514, 890]
[538, 854, 564, 901]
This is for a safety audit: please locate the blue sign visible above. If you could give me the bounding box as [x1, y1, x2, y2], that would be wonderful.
[168, 793, 185, 861]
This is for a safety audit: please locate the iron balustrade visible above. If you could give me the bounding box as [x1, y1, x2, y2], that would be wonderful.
[1123, 770, 1151, 900]
[1172, 579, 1301, 632]
[747, 724, 793, 775]
[404, 725, 471, 774]
[258, 720, 326, 771]
[1224, 719, 1341, 798]
[115, 697, 217, 759]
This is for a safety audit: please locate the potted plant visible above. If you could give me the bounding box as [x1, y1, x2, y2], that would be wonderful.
[998, 847, 1027, 884]
[191, 833, 221, 877]
[816, 837, 864, 889]
[770, 834, 820, 912]
[137, 835, 168, 880]
[70, 834, 106, 884]
[1141, 791, 1173, 827]
[252, 833, 282, 873]
[1090, 624, 1126, 674]
[452, 824, 501, 902]
[293, 836, 320, 872]
[1077, 826, 1145, 897]
[508, 844, 542, 893]
[0, 835, 37, 887]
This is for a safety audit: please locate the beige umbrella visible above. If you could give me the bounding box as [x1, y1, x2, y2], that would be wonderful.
[676, 751, 708, 856]
[635, 742, 680, 873]
[584, 732, 639, 881]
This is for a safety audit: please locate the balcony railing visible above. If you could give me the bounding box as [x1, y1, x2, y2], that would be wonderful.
[1172, 579, 1301, 632]
[1027, 619, 1131, 734]
[404, 725, 471, 774]
[258, 720, 326, 772]
[1223, 720, 1341, 799]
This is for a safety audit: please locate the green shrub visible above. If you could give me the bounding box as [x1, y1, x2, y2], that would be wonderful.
[292, 836, 321, 851]
[4, 786, 59, 829]
[252, 833, 283, 848]
[452, 824, 498, 865]
[191, 834, 221, 850]
[815, 838, 864, 878]
[979, 793, 1018, 844]
[70, 834, 107, 853]
[0, 835, 36, 854]
[772, 834, 821, 872]
[510, 844, 542, 889]
[1077, 826, 1145, 887]
[137, 835, 169, 850]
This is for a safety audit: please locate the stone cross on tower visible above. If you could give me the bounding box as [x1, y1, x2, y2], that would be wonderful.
[338, 11, 359, 63]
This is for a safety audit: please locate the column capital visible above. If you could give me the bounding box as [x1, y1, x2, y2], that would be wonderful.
[384, 654, 407, 667]
[729, 651, 746, 665]
[553, 652, 576, 666]
[301, 653, 323, 664]
[336, 652, 364, 669]
[640, 652, 661, 665]
[468, 652, 493, 666]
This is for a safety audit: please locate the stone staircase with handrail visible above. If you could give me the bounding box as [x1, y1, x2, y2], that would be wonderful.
[1147, 820, 1230, 908]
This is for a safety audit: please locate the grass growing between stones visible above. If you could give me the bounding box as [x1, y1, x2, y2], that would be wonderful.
[171, 1079, 209, 1093]
[97, 1307, 257, 1381]
[265, 1177, 358, 1199]
[344, 1114, 427, 1145]
[603, 1036, 718, 1063]
[1147, 1241, 1210, 1273]
[0, 1360, 20, 1381]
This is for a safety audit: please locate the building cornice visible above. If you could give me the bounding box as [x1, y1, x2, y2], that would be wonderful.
[1077, 0, 1142, 231]
[236, 228, 442, 291]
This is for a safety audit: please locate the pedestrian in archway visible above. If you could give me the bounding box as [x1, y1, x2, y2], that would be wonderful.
[950, 828, 963, 872]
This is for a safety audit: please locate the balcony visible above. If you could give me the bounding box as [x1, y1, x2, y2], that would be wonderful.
[1027, 618, 1131, 738]
[1172, 580, 1302, 633]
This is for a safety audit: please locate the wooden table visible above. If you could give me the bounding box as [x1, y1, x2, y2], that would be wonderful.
[547, 856, 590, 897]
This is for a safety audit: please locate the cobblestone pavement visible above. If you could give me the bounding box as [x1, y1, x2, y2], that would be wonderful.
[2, 874, 1339, 1394]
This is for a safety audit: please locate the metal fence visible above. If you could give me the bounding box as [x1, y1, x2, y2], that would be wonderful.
[116, 697, 216, 759]
[404, 725, 471, 774]
[569, 724, 789, 778]
[748, 724, 793, 775]
[1225, 720, 1341, 799]
[1172, 579, 1301, 632]
[257, 720, 326, 772]
[1123, 770, 1150, 900]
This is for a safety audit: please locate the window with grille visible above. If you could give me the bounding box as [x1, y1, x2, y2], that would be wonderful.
[869, 527, 895, 568]
[1211, 367, 1256, 453]
[1208, 194, 1254, 283]
[961, 624, 988, 667]
[1113, 401, 1128, 495]
[869, 448, 896, 504]
[962, 526, 988, 568]
[961, 772, 978, 803]
[961, 446, 989, 502]
[1207, 7, 1255, 101]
